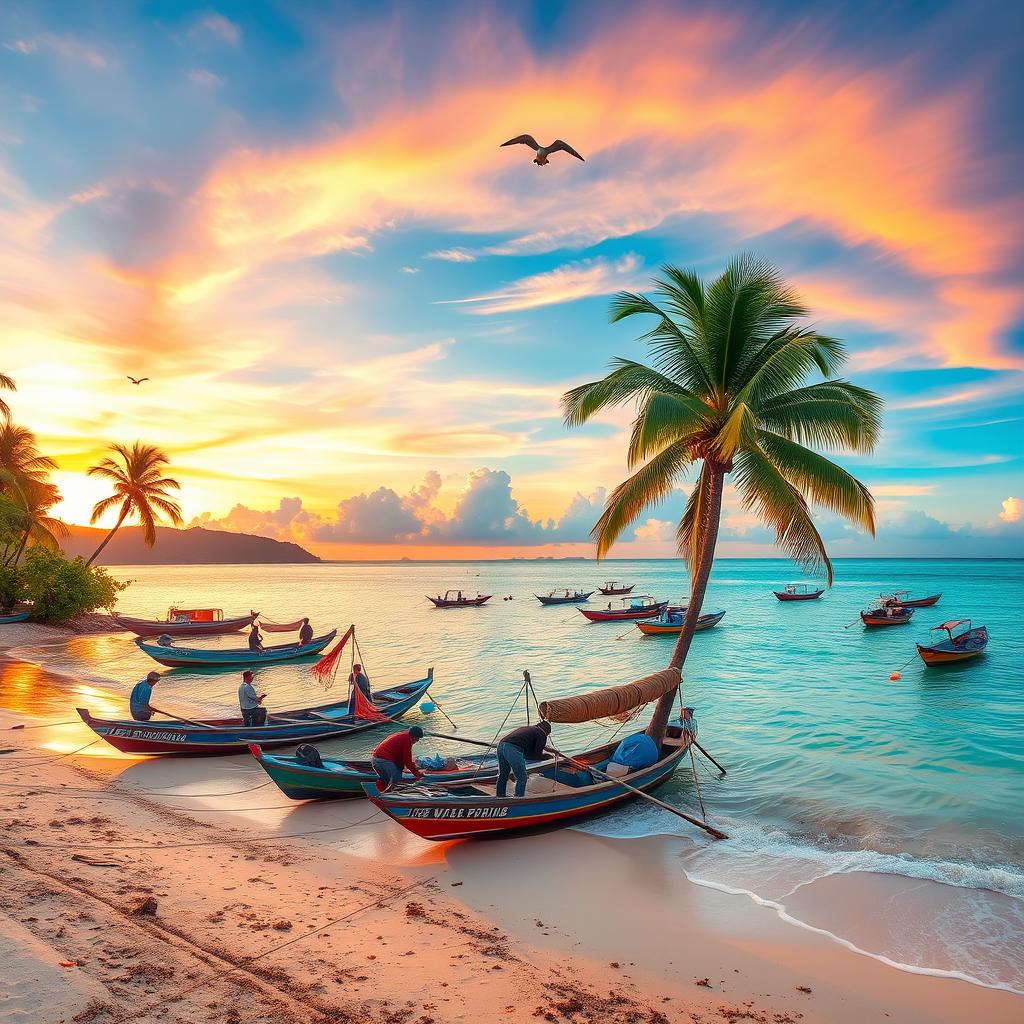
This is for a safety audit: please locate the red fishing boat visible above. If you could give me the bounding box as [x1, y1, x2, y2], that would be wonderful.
[111, 608, 259, 637]
[427, 590, 492, 608]
[598, 581, 634, 596]
[579, 595, 667, 622]
[884, 590, 942, 608]
[773, 582, 824, 601]
[916, 620, 988, 665]
[861, 602, 914, 626]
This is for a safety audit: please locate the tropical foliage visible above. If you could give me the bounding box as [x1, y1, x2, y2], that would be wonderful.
[87, 442, 183, 566]
[563, 254, 882, 739]
[20, 546, 127, 624]
[0, 372, 15, 422]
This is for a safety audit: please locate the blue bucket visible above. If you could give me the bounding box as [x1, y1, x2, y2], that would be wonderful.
[420, 701, 436, 714]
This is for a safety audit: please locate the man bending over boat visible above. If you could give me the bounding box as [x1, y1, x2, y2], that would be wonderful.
[496, 720, 552, 798]
[347, 663, 372, 715]
[248, 623, 265, 653]
[370, 726, 425, 791]
[129, 671, 160, 721]
[238, 669, 268, 726]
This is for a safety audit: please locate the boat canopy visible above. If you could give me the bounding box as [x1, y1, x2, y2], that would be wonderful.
[169, 607, 223, 622]
[538, 667, 680, 724]
[933, 619, 970, 633]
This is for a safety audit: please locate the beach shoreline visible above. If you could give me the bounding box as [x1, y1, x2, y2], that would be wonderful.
[1, 647, 1021, 1023]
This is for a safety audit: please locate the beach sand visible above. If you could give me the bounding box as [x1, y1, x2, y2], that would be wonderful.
[1, 652, 1022, 1024]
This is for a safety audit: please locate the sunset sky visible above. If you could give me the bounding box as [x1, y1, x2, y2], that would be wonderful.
[1, 0, 1021, 559]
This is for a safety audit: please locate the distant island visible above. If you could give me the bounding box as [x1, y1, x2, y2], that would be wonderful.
[59, 525, 320, 565]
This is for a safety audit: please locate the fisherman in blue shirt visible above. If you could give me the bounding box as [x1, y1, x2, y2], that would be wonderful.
[129, 671, 160, 721]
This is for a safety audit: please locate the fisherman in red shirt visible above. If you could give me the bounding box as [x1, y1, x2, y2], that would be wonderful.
[370, 726, 425, 792]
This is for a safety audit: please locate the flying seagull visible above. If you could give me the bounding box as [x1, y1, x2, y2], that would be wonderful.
[500, 135, 584, 166]
[127, 376, 150, 385]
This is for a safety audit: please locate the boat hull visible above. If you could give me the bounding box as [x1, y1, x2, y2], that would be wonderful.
[916, 626, 988, 665]
[598, 586, 634, 596]
[251, 746, 498, 800]
[366, 740, 689, 841]
[0, 609, 31, 624]
[426, 596, 491, 608]
[535, 592, 593, 605]
[773, 590, 824, 601]
[637, 611, 725, 635]
[112, 612, 258, 637]
[579, 601, 668, 622]
[861, 609, 914, 626]
[77, 670, 433, 756]
[897, 593, 942, 608]
[135, 630, 337, 668]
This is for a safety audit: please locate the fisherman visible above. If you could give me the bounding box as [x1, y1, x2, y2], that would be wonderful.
[248, 622, 265, 653]
[298, 617, 313, 645]
[129, 670, 160, 721]
[495, 720, 552, 798]
[347, 662, 373, 715]
[370, 726, 425, 791]
[238, 669, 268, 726]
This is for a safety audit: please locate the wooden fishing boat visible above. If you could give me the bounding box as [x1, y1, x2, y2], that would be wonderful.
[111, 608, 258, 637]
[636, 609, 725, 635]
[535, 589, 594, 605]
[884, 590, 942, 608]
[0, 607, 31, 624]
[76, 669, 433, 756]
[250, 745, 499, 800]
[365, 667, 694, 841]
[861, 604, 914, 626]
[773, 583, 824, 601]
[916, 620, 989, 665]
[135, 630, 338, 668]
[598, 581, 634, 596]
[579, 596, 667, 622]
[427, 591, 492, 608]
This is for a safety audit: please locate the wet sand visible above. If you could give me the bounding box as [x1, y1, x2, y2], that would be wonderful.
[1, 649, 1022, 1023]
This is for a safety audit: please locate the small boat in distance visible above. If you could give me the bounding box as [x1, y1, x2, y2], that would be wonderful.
[637, 608, 725, 635]
[0, 606, 31, 624]
[916, 619, 989, 665]
[250, 745, 499, 800]
[579, 596, 668, 622]
[135, 630, 338, 668]
[598, 581, 635, 596]
[773, 583, 824, 601]
[535, 589, 594, 605]
[884, 590, 942, 608]
[427, 590, 492, 608]
[77, 669, 433, 756]
[111, 607, 259, 637]
[861, 602, 914, 626]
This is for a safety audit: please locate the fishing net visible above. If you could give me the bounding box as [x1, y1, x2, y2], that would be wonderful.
[309, 625, 354, 689]
[539, 668, 681, 724]
[259, 618, 308, 633]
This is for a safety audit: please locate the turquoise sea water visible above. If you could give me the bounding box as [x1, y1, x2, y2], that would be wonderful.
[4, 557, 1023, 992]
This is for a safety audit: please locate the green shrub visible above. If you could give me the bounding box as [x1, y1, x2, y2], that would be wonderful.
[20, 546, 129, 624]
[0, 564, 25, 613]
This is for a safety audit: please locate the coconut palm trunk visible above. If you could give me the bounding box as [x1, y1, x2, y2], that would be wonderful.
[86, 505, 129, 566]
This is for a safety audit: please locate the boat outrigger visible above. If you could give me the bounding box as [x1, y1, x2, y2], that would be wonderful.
[111, 608, 258, 637]
[365, 667, 720, 842]
[579, 596, 667, 622]
[916, 619, 989, 665]
[77, 669, 433, 756]
[773, 583, 824, 601]
[636, 608, 725, 635]
[135, 630, 338, 668]
[427, 591, 492, 608]
[598, 581, 634, 596]
[535, 589, 594, 605]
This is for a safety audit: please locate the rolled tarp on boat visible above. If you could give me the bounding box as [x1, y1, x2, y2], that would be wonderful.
[539, 667, 681, 724]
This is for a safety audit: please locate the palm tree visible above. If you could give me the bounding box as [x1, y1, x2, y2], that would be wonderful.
[3, 478, 68, 567]
[0, 373, 15, 421]
[86, 443, 183, 566]
[563, 254, 882, 742]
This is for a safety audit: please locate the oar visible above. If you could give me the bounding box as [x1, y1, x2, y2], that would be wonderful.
[614, 623, 641, 641]
[426, 694, 459, 730]
[148, 705, 217, 730]
[689, 747, 707, 819]
[424, 731, 492, 750]
[553, 745, 728, 841]
[693, 740, 726, 776]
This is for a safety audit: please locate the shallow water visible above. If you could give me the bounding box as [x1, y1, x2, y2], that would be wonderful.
[3, 557, 1022, 991]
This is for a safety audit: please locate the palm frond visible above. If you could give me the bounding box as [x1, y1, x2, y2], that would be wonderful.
[734, 326, 846, 400]
[137, 504, 157, 548]
[712, 402, 755, 463]
[561, 359, 683, 427]
[591, 442, 693, 558]
[760, 381, 883, 452]
[675, 463, 715, 571]
[91, 495, 128, 524]
[627, 391, 711, 468]
[734, 446, 833, 584]
[148, 495, 184, 525]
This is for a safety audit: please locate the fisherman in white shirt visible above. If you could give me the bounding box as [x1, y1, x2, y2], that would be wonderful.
[238, 669, 267, 726]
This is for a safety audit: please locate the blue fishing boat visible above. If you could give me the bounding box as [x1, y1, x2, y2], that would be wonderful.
[0, 607, 31, 624]
[135, 630, 338, 668]
[535, 589, 594, 605]
[76, 669, 433, 756]
[250, 744, 498, 800]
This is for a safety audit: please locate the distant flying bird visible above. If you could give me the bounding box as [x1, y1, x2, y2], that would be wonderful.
[500, 135, 584, 166]
[127, 376, 150, 385]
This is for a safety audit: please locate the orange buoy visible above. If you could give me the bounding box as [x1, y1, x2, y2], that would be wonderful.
[889, 672, 901, 681]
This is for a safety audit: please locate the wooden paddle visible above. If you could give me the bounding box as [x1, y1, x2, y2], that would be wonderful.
[149, 705, 217, 730]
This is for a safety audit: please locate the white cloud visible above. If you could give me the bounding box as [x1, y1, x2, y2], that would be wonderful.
[400, 265, 419, 274]
[426, 248, 476, 263]
[633, 518, 675, 543]
[187, 68, 223, 88]
[192, 12, 242, 46]
[999, 496, 1022, 523]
